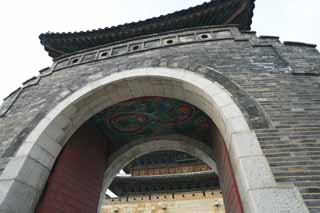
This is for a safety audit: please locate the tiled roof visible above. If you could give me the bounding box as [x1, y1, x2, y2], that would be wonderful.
[110, 171, 220, 195]
[113, 171, 218, 181]
[39, 0, 255, 58]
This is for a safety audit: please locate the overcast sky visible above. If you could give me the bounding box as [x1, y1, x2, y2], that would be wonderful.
[0, 0, 319, 102]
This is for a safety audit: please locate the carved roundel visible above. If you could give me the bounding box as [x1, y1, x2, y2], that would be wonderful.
[108, 112, 149, 134]
[159, 104, 195, 126]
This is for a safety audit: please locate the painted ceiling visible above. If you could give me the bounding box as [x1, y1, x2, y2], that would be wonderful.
[91, 97, 213, 144]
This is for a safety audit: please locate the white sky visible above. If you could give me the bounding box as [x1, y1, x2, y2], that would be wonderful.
[0, 0, 319, 102]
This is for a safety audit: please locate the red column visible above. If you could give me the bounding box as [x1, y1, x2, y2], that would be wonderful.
[36, 123, 107, 213]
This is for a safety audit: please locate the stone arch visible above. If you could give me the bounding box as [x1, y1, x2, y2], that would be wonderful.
[0, 61, 271, 158]
[0, 67, 307, 212]
[99, 134, 218, 209]
[102, 134, 218, 191]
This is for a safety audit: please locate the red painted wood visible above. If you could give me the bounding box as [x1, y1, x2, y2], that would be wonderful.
[211, 125, 244, 213]
[36, 123, 107, 213]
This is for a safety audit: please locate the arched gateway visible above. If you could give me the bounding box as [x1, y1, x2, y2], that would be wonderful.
[0, 0, 319, 212]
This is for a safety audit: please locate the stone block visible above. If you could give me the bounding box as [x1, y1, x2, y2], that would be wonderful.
[226, 115, 250, 134]
[44, 121, 65, 143]
[212, 92, 233, 108]
[229, 131, 263, 156]
[51, 114, 72, 130]
[61, 104, 78, 119]
[0, 180, 40, 212]
[33, 133, 62, 158]
[248, 186, 309, 213]
[234, 155, 277, 194]
[25, 118, 51, 144]
[15, 142, 55, 170]
[221, 103, 243, 119]
[1, 156, 49, 191]
[203, 83, 223, 100]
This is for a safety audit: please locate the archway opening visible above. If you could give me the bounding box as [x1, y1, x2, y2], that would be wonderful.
[36, 96, 243, 213]
[102, 150, 225, 213]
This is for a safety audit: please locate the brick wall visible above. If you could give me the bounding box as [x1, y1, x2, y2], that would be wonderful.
[36, 123, 107, 213]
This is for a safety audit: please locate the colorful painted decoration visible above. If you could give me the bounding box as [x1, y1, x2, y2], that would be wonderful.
[92, 97, 212, 143]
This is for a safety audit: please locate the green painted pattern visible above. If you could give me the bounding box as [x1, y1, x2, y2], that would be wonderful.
[92, 97, 212, 143]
